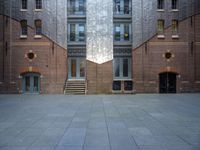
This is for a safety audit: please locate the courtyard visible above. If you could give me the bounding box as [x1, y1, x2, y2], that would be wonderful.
[0, 94, 199, 150]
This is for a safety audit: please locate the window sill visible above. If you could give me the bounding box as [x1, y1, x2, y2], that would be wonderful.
[171, 9, 179, 12]
[157, 35, 165, 39]
[157, 9, 165, 12]
[172, 35, 179, 39]
[113, 78, 132, 81]
[34, 35, 42, 39]
[20, 35, 28, 39]
[20, 9, 27, 12]
[34, 9, 42, 12]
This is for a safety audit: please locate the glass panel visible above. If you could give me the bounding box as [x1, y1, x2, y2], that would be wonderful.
[21, 0, 27, 9]
[172, 0, 177, 9]
[123, 58, 128, 77]
[124, 81, 133, 91]
[79, 0, 84, 13]
[124, 24, 129, 41]
[21, 20, 27, 35]
[25, 76, 30, 92]
[115, 0, 120, 14]
[35, 20, 42, 35]
[78, 24, 85, 41]
[70, 24, 76, 41]
[157, 20, 164, 34]
[157, 0, 164, 9]
[124, 0, 129, 14]
[36, 0, 42, 9]
[71, 59, 77, 77]
[80, 59, 85, 77]
[114, 58, 120, 77]
[114, 24, 121, 41]
[113, 81, 121, 90]
[172, 20, 178, 34]
[33, 76, 39, 92]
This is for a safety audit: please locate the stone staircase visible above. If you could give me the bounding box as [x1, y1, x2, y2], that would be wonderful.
[64, 80, 86, 95]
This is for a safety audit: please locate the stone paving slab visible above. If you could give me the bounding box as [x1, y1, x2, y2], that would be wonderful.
[0, 94, 200, 150]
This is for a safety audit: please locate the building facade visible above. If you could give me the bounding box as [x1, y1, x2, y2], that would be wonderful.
[0, 0, 200, 94]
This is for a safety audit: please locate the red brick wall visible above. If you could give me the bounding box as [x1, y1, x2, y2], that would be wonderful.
[133, 14, 200, 93]
[86, 60, 113, 94]
[0, 15, 67, 94]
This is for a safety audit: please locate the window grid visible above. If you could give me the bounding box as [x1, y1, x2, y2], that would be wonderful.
[21, 0, 27, 10]
[20, 20, 27, 35]
[35, 20, 42, 35]
[172, 20, 178, 34]
[35, 0, 42, 9]
[157, 20, 164, 34]
[157, 0, 164, 10]
[172, 0, 178, 10]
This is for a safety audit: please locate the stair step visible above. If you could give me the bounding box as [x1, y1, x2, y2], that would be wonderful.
[64, 80, 86, 95]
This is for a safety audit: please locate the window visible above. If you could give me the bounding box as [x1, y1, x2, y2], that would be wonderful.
[113, 81, 121, 91]
[35, 0, 42, 10]
[20, 20, 27, 36]
[114, 0, 131, 15]
[124, 81, 133, 91]
[21, 0, 27, 10]
[157, 20, 164, 34]
[114, 24, 131, 41]
[172, 0, 178, 10]
[113, 57, 131, 79]
[68, 0, 85, 15]
[157, 0, 164, 10]
[35, 20, 42, 35]
[172, 20, 178, 34]
[68, 24, 85, 42]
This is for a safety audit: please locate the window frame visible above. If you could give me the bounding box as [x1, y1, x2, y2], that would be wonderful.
[172, 19, 178, 35]
[35, 19, 42, 36]
[157, 19, 165, 35]
[157, 0, 164, 10]
[20, 20, 28, 37]
[21, 0, 27, 10]
[68, 23, 86, 42]
[35, 0, 42, 10]
[113, 57, 132, 80]
[171, 0, 178, 10]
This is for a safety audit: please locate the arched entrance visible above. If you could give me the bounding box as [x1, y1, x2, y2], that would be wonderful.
[21, 73, 40, 93]
[159, 72, 177, 93]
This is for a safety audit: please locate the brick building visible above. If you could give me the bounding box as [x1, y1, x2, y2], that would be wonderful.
[0, 0, 200, 94]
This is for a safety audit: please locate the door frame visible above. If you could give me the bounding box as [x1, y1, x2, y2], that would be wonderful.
[159, 72, 178, 93]
[22, 72, 41, 94]
[68, 57, 86, 80]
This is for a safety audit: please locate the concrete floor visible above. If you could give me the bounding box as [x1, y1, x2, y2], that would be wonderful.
[0, 94, 199, 150]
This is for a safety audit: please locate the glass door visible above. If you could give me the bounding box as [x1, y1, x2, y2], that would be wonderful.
[22, 73, 40, 93]
[68, 58, 85, 80]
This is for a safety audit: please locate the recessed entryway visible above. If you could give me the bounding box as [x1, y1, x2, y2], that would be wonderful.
[159, 72, 177, 93]
[22, 73, 40, 93]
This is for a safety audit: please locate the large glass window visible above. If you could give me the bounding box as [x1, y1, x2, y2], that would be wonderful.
[20, 20, 27, 36]
[114, 0, 131, 15]
[68, 0, 85, 15]
[21, 0, 27, 10]
[68, 24, 85, 42]
[114, 24, 131, 42]
[157, 20, 164, 35]
[35, 0, 42, 9]
[157, 0, 164, 10]
[113, 57, 131, 79]
[172, 0, 178, 10]
[172, 20, 178, 35]
[35, 20, 42, 35]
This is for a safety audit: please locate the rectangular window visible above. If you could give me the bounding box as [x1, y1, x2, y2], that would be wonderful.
[157, 20, 164, 34]
[114, 0, 131, 15]
[114, 24, 121, 41]
[113, 57, 131, 79]
[114, 24, 131, 41]
[20, 20, 27, 36]
[113, 81, 121, 91]
[157, 0, 164, 9]
[21, 0, 27, 10]
[35, 0, 42, 10]
[124, 81, 133, 91]
[68, 0, 85, 15]
[35, 20, 42, 35]
[114, 58, 120, 77]
[172, 20, 178, 34]
[172, 0, 177, 10]
[68, 24, 85, 42]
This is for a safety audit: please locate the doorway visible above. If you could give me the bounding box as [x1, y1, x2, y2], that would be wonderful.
[22, 73, 40, 93]
[159, 72, 177, 93]
[68, 57, 85, 80]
